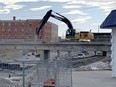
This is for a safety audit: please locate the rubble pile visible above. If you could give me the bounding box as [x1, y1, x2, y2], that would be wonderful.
[75, 61, 111, 71]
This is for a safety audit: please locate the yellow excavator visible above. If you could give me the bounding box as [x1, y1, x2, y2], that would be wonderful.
[36, 10, 94, 41]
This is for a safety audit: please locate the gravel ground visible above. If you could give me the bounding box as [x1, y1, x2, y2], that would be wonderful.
[0, 70, 115, 87]
[72, 71, 116, 87]
[0, 71, 21, 87]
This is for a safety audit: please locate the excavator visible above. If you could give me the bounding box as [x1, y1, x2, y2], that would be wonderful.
[36, 9, 75, 39]
[36, 9, 94, 41]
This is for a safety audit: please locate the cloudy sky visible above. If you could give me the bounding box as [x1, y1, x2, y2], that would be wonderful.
[0, 0, 115, 36]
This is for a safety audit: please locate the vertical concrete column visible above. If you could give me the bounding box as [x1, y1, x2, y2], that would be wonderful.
[94, 51, 96, 56]
[68, 50, 73, 87]
[22, 61, 25, 87]
[57, 50, 60, 57]
[43, 50, 50, 60]
[68, 51, 71, 57]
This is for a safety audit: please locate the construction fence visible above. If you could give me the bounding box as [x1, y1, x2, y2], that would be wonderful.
[0, 58, 72, 87]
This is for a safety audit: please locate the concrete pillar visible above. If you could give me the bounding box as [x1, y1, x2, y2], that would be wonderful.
[94, 51, 96, 56]
[68, 51, 71, 57]
[40, 50, 50, 60]
[57, 50, 60, 57]
[102, 51, 107, 56]
[43, 50, 50, 60]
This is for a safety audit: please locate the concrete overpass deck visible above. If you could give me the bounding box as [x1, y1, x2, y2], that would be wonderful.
[0, 41, 111, 51]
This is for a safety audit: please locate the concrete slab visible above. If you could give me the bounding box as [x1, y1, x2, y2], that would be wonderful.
[72, 71, 116, 87]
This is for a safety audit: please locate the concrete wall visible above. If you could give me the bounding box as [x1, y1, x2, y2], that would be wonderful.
[111, 27, 116, 77]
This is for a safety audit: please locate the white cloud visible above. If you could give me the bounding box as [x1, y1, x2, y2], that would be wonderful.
[30, 6, 52, 11]
[0, 9, 10, 14]
[0, 0, 115, 18]
[42, 0, 71, 2]
[67, 0, 87, 4]
[99, 2, 116, 12]
[0, 0, 39, 5]
[87, 1, 116, 15]
[63, 5, 82, 9]
[67, 0, 116, 15]
[4, 4, 25, 10]
[72, 16, 92, 24]
[0, 0, 39, 14]
[63, 10, 87, 15]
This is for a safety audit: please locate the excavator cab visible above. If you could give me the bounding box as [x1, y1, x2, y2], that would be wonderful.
[66, 29, 75, 38]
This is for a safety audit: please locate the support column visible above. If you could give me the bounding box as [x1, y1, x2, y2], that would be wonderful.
[22, 61, 25, 87]
[94, 51, 96, 56]
[102, 51, 107, 56]
[68, 51, 71, 57]
[57, 50, 60, 57]
[67, 50, 73, 87]
[40, 50, 50, 60]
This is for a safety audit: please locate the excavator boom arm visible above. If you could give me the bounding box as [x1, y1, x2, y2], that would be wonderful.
[36, 10, 75, 38]
[36, 10, 52, 35]
[50, 14, 73, 29]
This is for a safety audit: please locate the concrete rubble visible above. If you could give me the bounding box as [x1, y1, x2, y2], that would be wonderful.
[75, 61, 111, 71]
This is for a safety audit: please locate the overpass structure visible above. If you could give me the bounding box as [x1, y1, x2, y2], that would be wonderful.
[0, 41, 111, 60]
[0, 41, 111, 51]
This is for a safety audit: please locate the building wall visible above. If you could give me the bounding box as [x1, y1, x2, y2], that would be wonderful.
[51, 22, 58, 42]
[111, 28, 116, 77]
[0, 18, 58, 42]
[39, 22, 52, 42]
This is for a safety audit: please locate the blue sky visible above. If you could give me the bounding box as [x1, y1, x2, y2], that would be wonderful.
[0, 0, 115, 37]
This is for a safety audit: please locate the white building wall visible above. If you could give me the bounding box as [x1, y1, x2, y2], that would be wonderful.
[111, 28, 116, 77]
